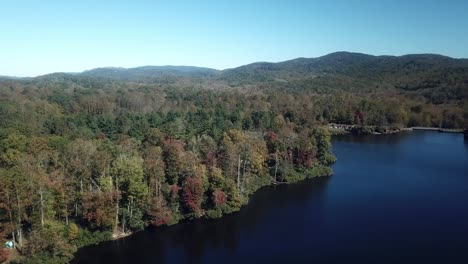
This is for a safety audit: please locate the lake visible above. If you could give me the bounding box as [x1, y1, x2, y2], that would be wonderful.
[73, 131, 468, 263]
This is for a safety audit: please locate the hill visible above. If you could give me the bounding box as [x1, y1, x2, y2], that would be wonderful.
[2, 51, 464, 103]
[221, 52, 468, 102]
[79, 65, 220, 80]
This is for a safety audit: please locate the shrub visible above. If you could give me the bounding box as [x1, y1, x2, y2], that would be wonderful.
[306, 165, 333, 178]
[72, 228, 112, 248]
[206, 209, 223, 219]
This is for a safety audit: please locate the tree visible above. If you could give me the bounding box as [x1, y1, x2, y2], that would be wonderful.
[212, 189, 227, 208]
[147, 195, 173, 227]
[17, 152, 53, 228]
[208, 166, 224, 191]
[163, 138, 185, 185]
[314, 128, 336, 165]
[224, 179, 242, 212]
[182, 176, 204, 216]
[82, 190, 118, 229]
[110, 155, 148, 232]
[143, 146, 165, 199]
[144, 128, 164, 147]
[293, 129, 318, 168]
[221, 129, 268, 192]
[0, 168, 30, 246]
[64, 139, 97, 196]
[67, 223, 79, 240]
[187, 134, 216, 164]
[0, 133, 28, 168]
[22, 222, 77, 262]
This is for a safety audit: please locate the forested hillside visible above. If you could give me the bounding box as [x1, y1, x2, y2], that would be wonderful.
[0, 77, 338, 264]
[222, 52, 468, 104]
[0, 52, 467, 263]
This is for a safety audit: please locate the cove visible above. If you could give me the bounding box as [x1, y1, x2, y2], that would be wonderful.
[73, 131, 468, 263]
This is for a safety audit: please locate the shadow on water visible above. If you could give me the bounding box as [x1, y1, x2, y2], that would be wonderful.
[73, 177, 331, 264]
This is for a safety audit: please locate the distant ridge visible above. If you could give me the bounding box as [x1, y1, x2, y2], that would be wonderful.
[77, 65, 220, 80]
[1, 51, 467, 80]
[1, 52, 467, 101]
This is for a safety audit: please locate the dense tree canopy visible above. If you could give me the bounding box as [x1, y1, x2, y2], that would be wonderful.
[0, 53, 466, 263]
[0, 79, 341, 264]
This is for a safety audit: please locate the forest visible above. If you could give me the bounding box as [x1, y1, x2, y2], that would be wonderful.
[0, 52, 467, 263]
[0, 80, 340, 264]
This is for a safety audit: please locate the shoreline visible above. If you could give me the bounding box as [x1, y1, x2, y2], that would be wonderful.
[327, 124, 465, 135]
[409, 127, 464, 133]
[111, 231, 133, 240]
[75, 170, 333, 247]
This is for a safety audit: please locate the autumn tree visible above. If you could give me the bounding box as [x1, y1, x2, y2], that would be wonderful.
[212, 189, 227, 208]
[221, 130, 268, 192]
[82, 190, 118, 229]
[147, 195, 173, 227]
[182, 176, 204, 216]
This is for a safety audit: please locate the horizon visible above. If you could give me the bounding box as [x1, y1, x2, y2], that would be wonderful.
[2, 0, 468, 77]
[2, 50, 467, 78]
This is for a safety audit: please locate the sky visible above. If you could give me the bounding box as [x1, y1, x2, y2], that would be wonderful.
[1, 0, 468, 77]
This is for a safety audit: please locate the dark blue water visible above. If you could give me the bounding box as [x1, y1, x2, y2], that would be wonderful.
[73, 131, 468, 263]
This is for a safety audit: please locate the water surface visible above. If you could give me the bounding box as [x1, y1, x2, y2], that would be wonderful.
[73, 131, 468, 263]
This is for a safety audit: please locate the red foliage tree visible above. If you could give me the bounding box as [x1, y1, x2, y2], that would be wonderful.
[212, 189, 227, 208]
[148, 196, 173, 227]
[182, 177, 204, 214]
[82, 190, 118, 228]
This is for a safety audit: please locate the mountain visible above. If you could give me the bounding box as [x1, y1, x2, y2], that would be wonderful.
[221, 51, 468, 83]
[220, 52, 468, 102]
[221, 52, 377, 81]
[79, 66, 220, 80]
[0, 75, 29, 80]
[2, 52, 467, 103]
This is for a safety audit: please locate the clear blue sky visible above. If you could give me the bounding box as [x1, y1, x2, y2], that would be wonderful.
[2, 0, 468, 77]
